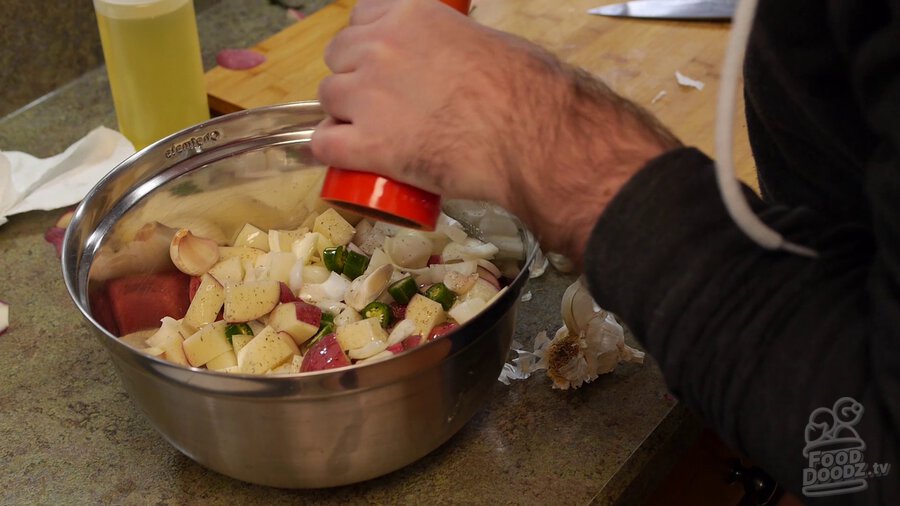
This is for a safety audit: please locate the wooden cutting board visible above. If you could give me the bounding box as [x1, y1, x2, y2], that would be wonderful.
[204, 0, 755, 186]
[205, 0, 356, 114]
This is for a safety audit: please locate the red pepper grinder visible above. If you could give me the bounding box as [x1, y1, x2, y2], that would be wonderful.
[319, 0, 472, 231]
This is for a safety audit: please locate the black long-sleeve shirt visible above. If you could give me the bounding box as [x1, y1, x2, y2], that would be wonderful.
[583, 1, 899, 503]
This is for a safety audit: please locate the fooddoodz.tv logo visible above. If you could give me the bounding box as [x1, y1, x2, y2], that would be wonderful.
[802, 397, 891, 498]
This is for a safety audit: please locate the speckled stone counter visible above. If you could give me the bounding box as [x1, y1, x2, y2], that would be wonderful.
[0, 1, 699, 504]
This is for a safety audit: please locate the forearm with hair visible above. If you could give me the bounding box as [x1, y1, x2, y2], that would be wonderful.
[505, 52, 682, 262]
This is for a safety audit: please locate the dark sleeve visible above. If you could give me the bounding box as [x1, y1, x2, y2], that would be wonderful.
[583, 148, 899, 504]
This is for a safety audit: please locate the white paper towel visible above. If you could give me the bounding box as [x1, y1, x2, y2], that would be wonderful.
[0, 126, 135, 226]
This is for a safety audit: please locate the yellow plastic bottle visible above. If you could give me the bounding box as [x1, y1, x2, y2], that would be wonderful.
[94, 0, 210, 150]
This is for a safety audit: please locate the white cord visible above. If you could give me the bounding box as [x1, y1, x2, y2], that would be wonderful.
[714, 0, 818, 258]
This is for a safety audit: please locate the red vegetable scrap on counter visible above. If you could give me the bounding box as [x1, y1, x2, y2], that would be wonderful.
[44, 209, 75, 258]
[44, 227, 66, 257]
[216, 49, 267, 70]
[286, 8, 306, 20]
[0, 299, 9, 336]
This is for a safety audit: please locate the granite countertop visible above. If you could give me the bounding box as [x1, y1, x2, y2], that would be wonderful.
[0, 1, 698, 504]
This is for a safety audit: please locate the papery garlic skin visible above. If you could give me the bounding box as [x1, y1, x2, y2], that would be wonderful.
[502, 277, 645, 390]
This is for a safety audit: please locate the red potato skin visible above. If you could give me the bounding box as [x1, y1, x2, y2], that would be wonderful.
[279, 282, 299, 303]
[44, 226, 66, 258]
[106, 271, 191, 335]
[187, 276, 223, 321]
[189, 276, 225, 321]
[427, 255, 442, 266]
[292, 301, 322, 327]
[188, 276, 202, 301]
[390, 303, 407, 321]
[386, 343, 404, 354]
[427, 322, 459, 342]
[400, 322, 459, 350]
[402, 335, 422, 350]
[300, 333, 351, 372]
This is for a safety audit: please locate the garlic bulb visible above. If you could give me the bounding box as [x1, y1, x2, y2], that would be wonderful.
[499, 278, 645, 389]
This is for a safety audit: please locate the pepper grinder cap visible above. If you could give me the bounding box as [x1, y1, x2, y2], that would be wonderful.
[320, 168, 442, 230]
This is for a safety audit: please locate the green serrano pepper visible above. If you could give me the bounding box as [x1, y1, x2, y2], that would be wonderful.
[362, 301, 393, 329]
[224, 322, 253, 345]
[424, 282, 457, 311]
[322, 246, 346, 273]
[342, 250, 370, 280]
[387, 275, 418, 305]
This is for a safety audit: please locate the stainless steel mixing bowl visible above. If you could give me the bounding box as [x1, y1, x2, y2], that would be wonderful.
[62, 101, 536, 488]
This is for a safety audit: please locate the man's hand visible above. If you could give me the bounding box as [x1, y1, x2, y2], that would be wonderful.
[312, 0, 679, 265]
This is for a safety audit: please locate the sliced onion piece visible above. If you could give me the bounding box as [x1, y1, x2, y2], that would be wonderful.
[386, 319, 417, 346]
[444, 271, 478, 295]
[288, 260, 304, 293]
[290, 231, 319, 265]
[402, 260, 476, 286]
[476, 259, 501, 278]
[384, 232, 432, 268]
[436, 213, 468, 243]
[355, 349, 395, 365]
[484, 234, 524, 259]
[334, 306, 363, 327]
[299, 271, 350, 303]
[309, 299, 346, 315]
[347, 339, 388, 360]
[476, 267, 501, 290]
[442, 238, 499, 262]
[352, 219, 386, 256]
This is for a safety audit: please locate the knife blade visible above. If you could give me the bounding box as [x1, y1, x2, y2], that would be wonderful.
[588, 0, 735, 21]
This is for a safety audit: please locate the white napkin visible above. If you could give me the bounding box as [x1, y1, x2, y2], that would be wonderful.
[0, 126, 135, 226]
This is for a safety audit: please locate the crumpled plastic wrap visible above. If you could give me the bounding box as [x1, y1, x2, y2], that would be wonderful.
[497, 277, 645, 389]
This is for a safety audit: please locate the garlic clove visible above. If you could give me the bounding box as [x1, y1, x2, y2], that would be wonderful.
[344, 264, 393, 311]
[560, 277, 603, 334]
[170, 228, 220, 276]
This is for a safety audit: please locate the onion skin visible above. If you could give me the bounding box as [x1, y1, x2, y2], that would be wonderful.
[216, 49, 266, 70]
